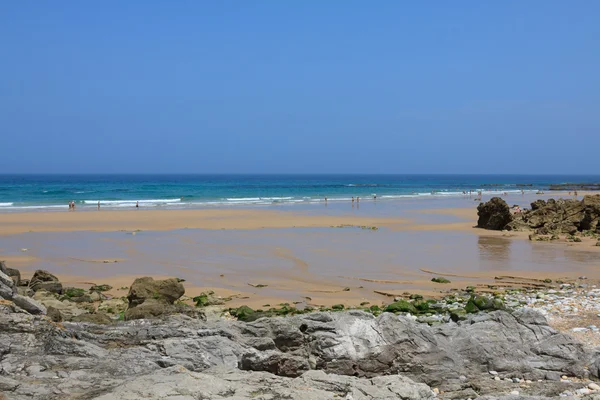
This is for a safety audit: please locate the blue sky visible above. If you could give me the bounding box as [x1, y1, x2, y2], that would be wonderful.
[1, 2, 598, 174]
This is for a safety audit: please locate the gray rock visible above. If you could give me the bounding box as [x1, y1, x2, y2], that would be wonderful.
[0, 302, 595, 399]
[92, 366, 435, 400]
[29, 269, 63, 294]
[12, 294, 46, 314]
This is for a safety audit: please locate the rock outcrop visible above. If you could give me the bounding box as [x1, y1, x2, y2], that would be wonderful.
[477, 197, 513, 230]
[1, 296, 598, 399]
[124, 276, 200, 320]
[478, 195, 600, 234]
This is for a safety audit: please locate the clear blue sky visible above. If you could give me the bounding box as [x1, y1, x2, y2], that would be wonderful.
[1, 1, 598, 174]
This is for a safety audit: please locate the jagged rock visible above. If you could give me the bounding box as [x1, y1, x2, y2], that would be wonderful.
[477, 197, 513, 230]
[127, 277, 184, 307]
[62, 287, 94, 302]
[28, 270, 63, 294]
[12, 294, 46, 314]
[507, 195, 600, 235]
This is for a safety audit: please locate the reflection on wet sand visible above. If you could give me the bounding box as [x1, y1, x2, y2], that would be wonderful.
[477, 236, 511, 271]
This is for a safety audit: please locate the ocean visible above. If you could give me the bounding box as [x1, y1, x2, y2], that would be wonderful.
[0, 174, 598, 212]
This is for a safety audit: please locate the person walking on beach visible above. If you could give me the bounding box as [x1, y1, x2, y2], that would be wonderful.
[136, 201, 139, 209]
[356, 196, 360, 203]
[97, 201, 100, 210]
[352, 197, 355, 203]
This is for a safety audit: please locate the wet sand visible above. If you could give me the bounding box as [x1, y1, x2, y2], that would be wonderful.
[0, 208, 408, 235]
[1, 192, 598, 308]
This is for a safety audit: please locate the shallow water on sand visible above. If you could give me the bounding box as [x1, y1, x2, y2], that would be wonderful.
[3, 221, 599, 305]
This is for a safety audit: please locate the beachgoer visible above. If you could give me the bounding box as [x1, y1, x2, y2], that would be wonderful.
[68, 201, 72, 210]
[574, 190, 578, 197]
[352, 197, 355, 203]
[71, 201, 75, 210]
[521, 190, 525, 195]
[569, 192, 572, 196]
[97, 201, 100, 210]
[373, 194, 376, 200]
[324, 196, 327, 202]
[356, 196, 360, 202]
[136, 201, 139, 208]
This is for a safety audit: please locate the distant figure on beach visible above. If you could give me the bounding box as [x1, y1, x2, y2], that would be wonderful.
[97, 201, 100, 210]
[373, 194, 376, 200]
[70, 201, 75, 210]
[352, 197, 355, 203]
[521, 190, 525, 195]
[356, 196, 360, 203]
[324, 196, 327, 203]
[68, 201, 72, 210]
[136, 201, 139, 209]
[574, 190, 578, 198]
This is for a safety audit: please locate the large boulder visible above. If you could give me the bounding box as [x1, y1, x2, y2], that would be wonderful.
[127, 277, 184, 307]
[477, 197, 513, 230]
[28, 270, 63, 294]
[124, 277, 194, 321]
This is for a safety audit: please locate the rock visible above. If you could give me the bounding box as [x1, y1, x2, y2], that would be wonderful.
[46, 306, 63, 322]
[0, 270, 15, 291]
[477, 197, 513, 230]
[12, 294, 47, 314]
[5, 268, 21, 286]
[71, 312, 113, 325]
[193, 290, 225, 307]
[0, 304, 594, 399]
[127, 277, 184, 307]
[93, 367, 436, 400]
[28, 270, 63, 294]
[431, 277, 451, 284]
[33, 289, 89, 320]
[124, 300, 202, 321]
[385, 300, 417, 314]
[61, 287, 94, 303]
[0, 282, 14, 300]
[589, 382, 600, 391]
[97, 298, 128, 314]
[507, 194, 600, 235]
[90, 284, 112, 292]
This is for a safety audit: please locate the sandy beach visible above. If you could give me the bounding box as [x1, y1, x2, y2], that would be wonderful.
[2, 193, 599, 309]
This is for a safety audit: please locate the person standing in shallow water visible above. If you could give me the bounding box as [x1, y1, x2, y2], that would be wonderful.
[136, 201, 139, 209]
[97, 201, 100, 210]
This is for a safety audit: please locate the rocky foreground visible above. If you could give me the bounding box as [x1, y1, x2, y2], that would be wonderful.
[4, 264, 600, 398]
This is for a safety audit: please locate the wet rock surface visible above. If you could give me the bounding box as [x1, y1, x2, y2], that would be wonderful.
[477, 197, 514, 230]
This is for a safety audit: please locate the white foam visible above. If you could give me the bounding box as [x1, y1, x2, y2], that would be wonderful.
[84, 199, 181, 205]
[226, 197, 260, 201]
[9, 205, 68, 210]
[0, 202, 13, 207]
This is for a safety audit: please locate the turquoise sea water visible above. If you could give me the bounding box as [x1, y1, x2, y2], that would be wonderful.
[0, 174, 598, 212]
